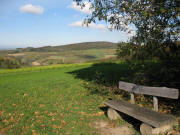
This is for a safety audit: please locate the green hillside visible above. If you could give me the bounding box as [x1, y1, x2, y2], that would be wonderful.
[1, 42, 118, 67]
[14, 42, 117, 52]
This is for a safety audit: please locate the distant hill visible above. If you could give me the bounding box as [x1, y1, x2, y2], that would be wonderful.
[56, 42, 117, 50]
[2, 41, 118, 67]
[15, 42, 118, 52]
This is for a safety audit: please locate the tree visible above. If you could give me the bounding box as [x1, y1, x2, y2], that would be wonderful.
[74, 0, 179, 46]
[75, 0, 180, 89]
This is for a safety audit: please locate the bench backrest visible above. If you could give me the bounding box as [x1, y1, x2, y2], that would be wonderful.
[119, 81, 179, 99]
[119, 81, 179, 111]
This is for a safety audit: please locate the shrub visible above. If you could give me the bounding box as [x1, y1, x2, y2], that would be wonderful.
[0, 57, 21, 69]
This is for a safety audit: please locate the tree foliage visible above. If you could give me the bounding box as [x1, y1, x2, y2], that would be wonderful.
[75, 0, 179, 45]
[116, 42, 153, 61]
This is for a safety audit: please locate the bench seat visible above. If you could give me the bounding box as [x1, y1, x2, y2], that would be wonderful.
[103, 100, 177, 128]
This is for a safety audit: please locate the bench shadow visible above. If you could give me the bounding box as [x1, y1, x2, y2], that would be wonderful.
[99, 106, 141, 132]
[99, 106, 109, 117]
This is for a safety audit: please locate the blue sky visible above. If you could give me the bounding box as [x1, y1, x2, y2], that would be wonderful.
[0, 0, 131, 49]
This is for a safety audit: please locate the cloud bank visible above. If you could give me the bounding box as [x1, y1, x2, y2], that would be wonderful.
[69, 2, 93, 14]
[20, 4, 44, 15]
[69, 21, 107, 30]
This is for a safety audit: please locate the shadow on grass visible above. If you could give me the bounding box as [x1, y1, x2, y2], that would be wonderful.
[68, 62, 180, 116]
[69, 62, 173, 86]
[69, 62, 134, 87]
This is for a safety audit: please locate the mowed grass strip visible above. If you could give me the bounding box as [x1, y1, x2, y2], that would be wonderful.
[0, 64, 106, 135]
[0, 63, 93, 74]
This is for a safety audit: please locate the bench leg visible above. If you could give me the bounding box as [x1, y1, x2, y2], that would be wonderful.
[140, 122, 178, 135]
[107, 108, 122, 120]
[140, 123, 153, 135]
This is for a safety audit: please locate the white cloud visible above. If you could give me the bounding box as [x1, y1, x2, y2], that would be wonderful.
[122, 24, 136, 37]
[20, 4, 44, 15]
[107, 15, 136, 37]
[68, 21, 107, 30]
[69, 1, 93, 14]
[106, 13, 136, 37]
[124, 30, 136, 38]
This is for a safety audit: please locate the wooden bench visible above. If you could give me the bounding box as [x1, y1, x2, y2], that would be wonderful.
[103, 81, 179, 135]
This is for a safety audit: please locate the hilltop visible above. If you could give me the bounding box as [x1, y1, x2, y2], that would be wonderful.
[14, 42, 117, 52]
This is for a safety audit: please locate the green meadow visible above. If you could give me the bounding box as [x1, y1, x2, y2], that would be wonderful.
[0, 64, 108, 135]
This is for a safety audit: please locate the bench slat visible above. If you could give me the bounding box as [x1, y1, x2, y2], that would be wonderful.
[104, 100, 176, 128]
[119, 81, 179, 99]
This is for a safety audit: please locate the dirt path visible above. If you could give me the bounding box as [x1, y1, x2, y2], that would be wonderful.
[32, 61, 41, 66]
[93, 120, 133, 135]
[8, 53, 25, 57]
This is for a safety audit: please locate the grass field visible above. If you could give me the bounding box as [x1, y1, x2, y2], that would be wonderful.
[0, 64, 111, 135]
[0, 62, 179, 135]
